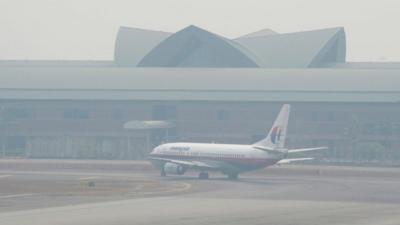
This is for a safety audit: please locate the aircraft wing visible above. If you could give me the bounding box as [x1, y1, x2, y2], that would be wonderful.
[148, 157, 217, 169]
[288, 147, 328, 153]
[277, 157, 313, 165]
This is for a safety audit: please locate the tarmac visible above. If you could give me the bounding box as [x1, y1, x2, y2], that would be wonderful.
[0, 159, 400, 225]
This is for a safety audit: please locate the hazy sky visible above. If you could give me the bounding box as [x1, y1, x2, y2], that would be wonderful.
[1, 0, 400, 61]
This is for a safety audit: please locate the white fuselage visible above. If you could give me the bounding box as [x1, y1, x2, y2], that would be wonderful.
[150, 142, 284, 172]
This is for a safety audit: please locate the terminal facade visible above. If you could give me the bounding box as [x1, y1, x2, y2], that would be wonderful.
[0, 26, 399, 162]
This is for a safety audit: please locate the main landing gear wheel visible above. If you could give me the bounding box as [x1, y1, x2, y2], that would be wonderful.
[227, 173, 239, 180]
[160, 170, 166, 177]
[198, 171, 209, 180]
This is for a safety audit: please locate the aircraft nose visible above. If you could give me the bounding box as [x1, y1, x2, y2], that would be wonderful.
[150, 146, 160, 155]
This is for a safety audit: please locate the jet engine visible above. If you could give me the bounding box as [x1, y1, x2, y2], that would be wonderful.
[163, 162, 187, 175]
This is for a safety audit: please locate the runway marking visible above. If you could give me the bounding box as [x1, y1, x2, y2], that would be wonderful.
[0, 175, 12, 179]
[132, 184, 144, 191]
[0, 194, 35, 199]
[178, 182, 192, 192]
[132, 182, 192, 196]
[77, 176, 101, 181]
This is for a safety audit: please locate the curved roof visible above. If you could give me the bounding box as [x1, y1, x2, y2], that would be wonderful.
[114, 26, 346, 68]
[235, 27, 346, 68]
[138, 26, 259, 68]
[238, 28, 279, 39]
[114, 26, 171, 66]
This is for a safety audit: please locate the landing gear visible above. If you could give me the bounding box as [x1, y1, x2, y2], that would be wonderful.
[160, 169, 166, 177]
[198, 171, 209, 180]
[227, 172, 239, 180]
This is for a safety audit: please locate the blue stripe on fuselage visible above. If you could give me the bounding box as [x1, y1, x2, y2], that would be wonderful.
[150, 154, 279, 172]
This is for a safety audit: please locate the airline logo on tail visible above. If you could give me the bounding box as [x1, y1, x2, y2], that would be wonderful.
[252, 104, 290, 150]
[270, 126, 283, 144]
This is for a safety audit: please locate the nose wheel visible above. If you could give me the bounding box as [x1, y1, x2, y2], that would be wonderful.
[198, 171, 209, 180]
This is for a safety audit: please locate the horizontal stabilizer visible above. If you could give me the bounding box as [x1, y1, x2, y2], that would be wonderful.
[277, 158, 313, 165]
[288, 147, 328, 153]
[253, 146, 286, 154]
[253, 145, 275, 151]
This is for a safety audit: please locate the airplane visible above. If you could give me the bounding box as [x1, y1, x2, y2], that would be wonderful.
[149, 104, 327, 180]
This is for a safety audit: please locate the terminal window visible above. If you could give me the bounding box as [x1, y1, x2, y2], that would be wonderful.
[64, 108, 90, 119]
[152, 105, 177, 120]
[216, 110, 229, 121]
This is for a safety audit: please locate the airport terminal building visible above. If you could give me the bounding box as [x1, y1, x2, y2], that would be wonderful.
[0, 26, 399, 161]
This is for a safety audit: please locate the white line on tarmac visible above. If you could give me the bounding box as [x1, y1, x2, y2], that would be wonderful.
[0, 194, 35, 199]
[0, 170, 149, 179]
[133, 182, 192, 195]
[77, 176, 101, 181]
[0, 175, 12, 179]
